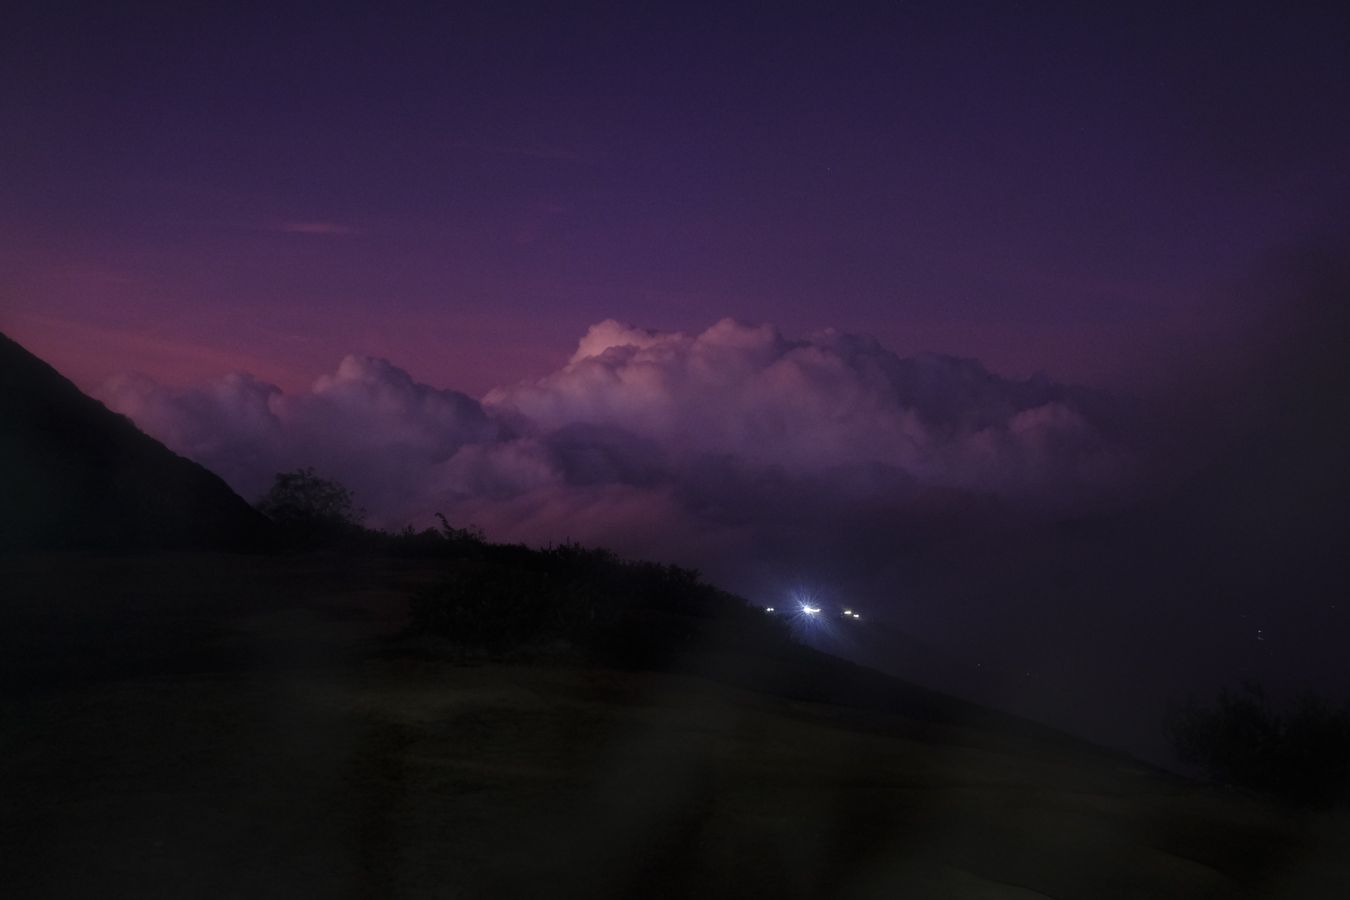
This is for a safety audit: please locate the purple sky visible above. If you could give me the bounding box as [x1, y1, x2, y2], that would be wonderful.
[5, 4, 1347, 396]
[4, 4, 1349, 758]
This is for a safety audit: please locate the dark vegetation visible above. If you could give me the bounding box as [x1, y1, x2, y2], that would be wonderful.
[254, 468, 792, 668]
[8, 338, 1350, 895]
[263, 469, 1350, 785]
[255, 467, 367, 548]
[1166, 682, 1350, 807]
[244, 472, 1104, 744]
[7, 310, 1347, 809]
[404, 539, 794, 667]
[10, 553, 1349, 898]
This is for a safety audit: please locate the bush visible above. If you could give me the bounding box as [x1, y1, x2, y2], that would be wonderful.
[1166, 682, 1350, 806]
[405, 542, 792, 666]
[256, 468, 364, 546]
[374, 518, 487, 559]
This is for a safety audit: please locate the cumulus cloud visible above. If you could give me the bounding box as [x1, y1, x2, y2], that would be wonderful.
[488, 318, 1130, 501]
[98, 317, 1134, 573]
[83, 294, 1350, 762]
[99, 355, 498, 522]
[100, 370, 285, 497]
[91, 317, 1155, 748]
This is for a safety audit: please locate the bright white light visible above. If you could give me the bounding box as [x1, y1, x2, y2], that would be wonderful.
[843, 609, 853, 615]
[851, 613, 861, 619]
[765, 607, 775, 612]
[801, 604, 821, 616]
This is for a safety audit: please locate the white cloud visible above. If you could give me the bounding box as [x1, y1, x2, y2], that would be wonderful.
[487, 318, 1128, 498]
[99, 320, 1133, 546]
[99, 355, 497, 523]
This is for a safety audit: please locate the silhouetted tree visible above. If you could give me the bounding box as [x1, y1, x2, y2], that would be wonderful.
[1166, 682, 1350, 806]
[256, 468, 363, 544]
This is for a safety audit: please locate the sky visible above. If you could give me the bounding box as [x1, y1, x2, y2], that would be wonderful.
[5, 3, 1348, 395]
[4, 3, 1349, 759]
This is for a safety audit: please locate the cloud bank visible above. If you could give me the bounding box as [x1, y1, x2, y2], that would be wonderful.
[99, 318, 1133, 588]
[100, 355, 498, 522]
[109, 308, 1350, 762]
[490, 319, 1128, 499]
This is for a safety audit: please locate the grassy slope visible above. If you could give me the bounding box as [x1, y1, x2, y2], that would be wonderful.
[2, 554, 1347, 899]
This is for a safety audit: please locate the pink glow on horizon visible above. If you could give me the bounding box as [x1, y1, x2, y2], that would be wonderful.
[2, 309, 573, 401]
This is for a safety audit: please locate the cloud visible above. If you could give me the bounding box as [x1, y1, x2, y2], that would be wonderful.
[91, 317, 1142, 641]
[93, 290, 1350, 762]
[99, 355, 497, 519]
[91, 318, 1165, 751]
[488, 318, 1131, 502]
[99, 370, 285, 496]
[270, 221, 363, 236]
[97, 317, 1134, 562]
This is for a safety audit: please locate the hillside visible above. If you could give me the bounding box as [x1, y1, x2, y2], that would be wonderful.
[1, 335, 1345, 897]
[3, 552, 1347, 898]
[0, 332, 267, 550]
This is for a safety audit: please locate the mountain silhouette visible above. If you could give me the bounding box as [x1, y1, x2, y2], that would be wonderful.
[0, 332, 268, 550]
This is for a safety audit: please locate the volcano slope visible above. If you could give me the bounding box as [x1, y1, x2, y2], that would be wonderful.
[0, 331, 267, 551]
[2, 552, 1347, 900]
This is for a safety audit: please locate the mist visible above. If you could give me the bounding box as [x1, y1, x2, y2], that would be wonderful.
[94, 245, 1350, 760]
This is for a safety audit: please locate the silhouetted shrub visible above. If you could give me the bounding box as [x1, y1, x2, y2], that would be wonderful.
[258, 467, 361, 525]
[256, 468, 365, 547]
[372, 518, 486, 559]
[1166, 682, 1350, 807]
[379, 525, 449, 557]
[406, 540, 792, 667]
[435, 512, 486, 547]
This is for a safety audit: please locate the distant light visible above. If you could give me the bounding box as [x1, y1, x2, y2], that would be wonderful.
[843, 609, 853, 615]
[801, 604, 821, 616]
[765, 607, 775, 613]
[851, 613, 861, 620]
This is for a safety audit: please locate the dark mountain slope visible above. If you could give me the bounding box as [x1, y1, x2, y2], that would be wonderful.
[0, 332, 268, 550]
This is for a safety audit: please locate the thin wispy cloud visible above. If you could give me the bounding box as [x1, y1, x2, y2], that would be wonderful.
[269, 221, 364, 236]
[447, 139, 591, 162]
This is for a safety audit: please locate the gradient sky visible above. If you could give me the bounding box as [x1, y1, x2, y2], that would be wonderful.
[5, 3, 1350, 763]
[4, 3, 1348, 396]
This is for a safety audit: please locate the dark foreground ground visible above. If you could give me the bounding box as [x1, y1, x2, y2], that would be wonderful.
[2, 554, 1348, 898]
